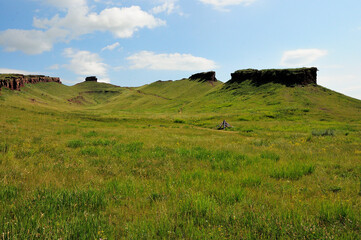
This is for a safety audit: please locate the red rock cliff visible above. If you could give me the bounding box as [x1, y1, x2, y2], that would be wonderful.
[0, 74, 62, 91]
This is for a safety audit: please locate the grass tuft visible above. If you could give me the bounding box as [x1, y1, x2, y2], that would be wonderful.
[319, 202, 356, 226]
[312, 129, 335, 137]
[66, 139, 85, 148]
[174, 119, 185, 123]
[270, 163, 315, 180]
[260, 151, 280, 162]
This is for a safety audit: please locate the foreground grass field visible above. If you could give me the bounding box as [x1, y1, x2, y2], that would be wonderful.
[0, 79, 361, 239]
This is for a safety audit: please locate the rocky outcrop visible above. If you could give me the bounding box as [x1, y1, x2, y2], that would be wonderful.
[0, 74, 62, 91]
[85, 76, 97, 82]
[227, 68, 317, 86]
[189, 71, 217, 82]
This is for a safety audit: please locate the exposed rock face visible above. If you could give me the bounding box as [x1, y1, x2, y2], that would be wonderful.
[0, 74, 62, 91]
[85, 76, 98, 82]
[189, 71, 217, 82]
[227, 68, 317, 86]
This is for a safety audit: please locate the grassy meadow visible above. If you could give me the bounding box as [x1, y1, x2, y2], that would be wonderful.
[0, 79, 361, 239]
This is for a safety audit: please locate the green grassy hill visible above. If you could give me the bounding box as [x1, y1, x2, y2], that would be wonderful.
[1, 77, 361, 239]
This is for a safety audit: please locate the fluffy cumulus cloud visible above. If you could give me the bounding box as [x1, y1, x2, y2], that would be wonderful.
[0, 28, 68, 55]
[199, 0, 256, 10]
[0, 0, 165, 54]
[63, 48, 109, 82]
[127, 51, 217, 71]
[280, 49, 328, 67]
[86, 6, 165, 38]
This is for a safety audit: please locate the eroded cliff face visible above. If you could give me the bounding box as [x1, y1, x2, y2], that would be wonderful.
[227, 68, 317, 86]
[0, 74, 62, 91]
[189, 71, 217, 82]
[85, 76, 97, 82]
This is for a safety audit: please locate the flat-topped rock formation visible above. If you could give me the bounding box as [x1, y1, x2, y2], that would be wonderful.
[85, 76, 98, 82]
[0, 74, 61, 91]
[189, 71, 217, 82]
[227, 67, 318, 86]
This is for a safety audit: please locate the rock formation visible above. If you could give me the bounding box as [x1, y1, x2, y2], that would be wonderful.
[227, 67, 318, 86]
[85, 76, 98, 82]
[189, 71, 217, 82]
[0, 74, 62, 91]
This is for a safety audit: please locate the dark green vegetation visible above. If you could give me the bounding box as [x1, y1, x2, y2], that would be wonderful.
[1, 76, 361, 239]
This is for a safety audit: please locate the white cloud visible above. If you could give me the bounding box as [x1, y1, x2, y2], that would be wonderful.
[34, 5, 165, 38]
[0, 1, 165, 54]
[98, 77, 111, 83]
[41, 0, 88, 10]
[102, 42, 120, 51]
[0, 68, 36, 75]
[127, 51, 217, 71]
[199, 0, 256, 10]
[280, 49, 328, 67]
[318, 73, 361, 100]
[93, 0, 118, 6]
[151, 0, 177, 14]
[85, 6, 165, 38]
[63, 48, 108, 82]
[0, 28, 68, 54]
[49, 64, 60, 70]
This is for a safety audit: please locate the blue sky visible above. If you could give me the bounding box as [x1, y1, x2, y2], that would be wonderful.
[1, 0, 361, 100]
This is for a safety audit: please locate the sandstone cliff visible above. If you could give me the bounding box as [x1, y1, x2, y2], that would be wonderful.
[85, 76, 97, 82]
[227, 68, 317, 86]
[0, 74, 62, 91]
[189, 71, 217, 82]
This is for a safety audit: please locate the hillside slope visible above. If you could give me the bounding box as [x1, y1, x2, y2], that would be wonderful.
[1, 73, 361, 239]
[1, 77, 360, 120]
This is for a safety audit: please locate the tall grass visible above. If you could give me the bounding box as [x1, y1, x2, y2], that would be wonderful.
[270, 162, 315, 180]
[0, 80, 360, 238]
